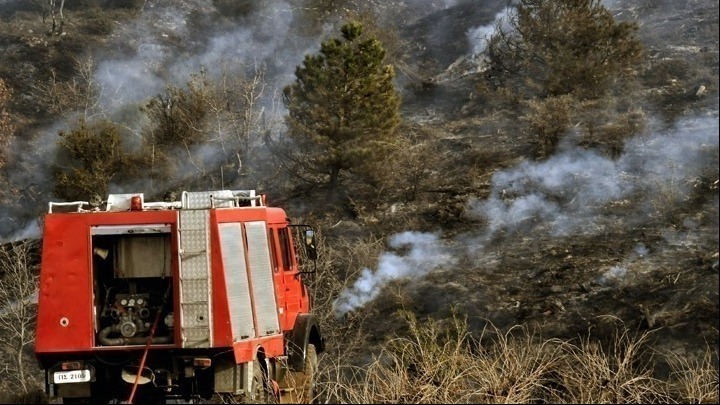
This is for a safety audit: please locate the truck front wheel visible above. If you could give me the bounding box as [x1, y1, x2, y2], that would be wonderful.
[280, 343, 317, 404]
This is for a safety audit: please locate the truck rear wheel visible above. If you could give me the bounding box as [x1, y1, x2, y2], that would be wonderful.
[249, 360, 270, 403]
[280, 343, 317, 404]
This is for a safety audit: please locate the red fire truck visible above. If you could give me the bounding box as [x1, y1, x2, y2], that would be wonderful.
[34, 189, 323, 403]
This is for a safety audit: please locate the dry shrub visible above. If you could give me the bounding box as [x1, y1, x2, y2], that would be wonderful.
[665, 345, 719, 404]
[644, 158, 717, 226]
[467, 324, 564, 404]
[380, 135, 441, 204]
[522, 93, 649, 161]
[647, 167, 688, 225]
[34, 56, 102, 118]
[318, 312, 563, 404]
[553, 324, 668, 404]
[313, 311, 716, 404]
[523, 95, 574, 158]
[319, 311, 483, 404]
[307, 230, 387, 352]
[576, 99, 647, 158]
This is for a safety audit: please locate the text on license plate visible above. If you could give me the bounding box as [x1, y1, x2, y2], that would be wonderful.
[53, 369, 91, 384]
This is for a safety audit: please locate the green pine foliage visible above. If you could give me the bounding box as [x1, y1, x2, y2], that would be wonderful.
[483, 0, 644, 100]
[282, 21, 401, 198]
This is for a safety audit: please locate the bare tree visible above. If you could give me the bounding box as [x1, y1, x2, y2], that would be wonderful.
[34, 56, 104, 121]
[210, 63, 268, 178]
[0, 239, 40, 394]
[0, 79, 14, 171]
[48, 0, 66, 35]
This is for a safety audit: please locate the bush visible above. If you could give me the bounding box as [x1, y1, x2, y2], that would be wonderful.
[523, 95, 574, 158]
[482, 0, 644, 101]
[52, 119, 136, 201]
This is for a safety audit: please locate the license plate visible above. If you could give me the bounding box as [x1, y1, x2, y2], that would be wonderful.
[53, 369, 91, 384]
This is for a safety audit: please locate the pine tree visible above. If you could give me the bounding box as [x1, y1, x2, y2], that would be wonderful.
[482, 0, 643, 100]
[283, 21, 401, 199]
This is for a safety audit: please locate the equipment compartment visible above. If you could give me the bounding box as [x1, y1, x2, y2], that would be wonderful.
[91, 229, 175, 347]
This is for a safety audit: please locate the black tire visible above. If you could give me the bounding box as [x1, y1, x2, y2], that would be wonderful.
[302, 344, 318, 404]
[279, 343, 317, 404]
[249, 360, 269, 403]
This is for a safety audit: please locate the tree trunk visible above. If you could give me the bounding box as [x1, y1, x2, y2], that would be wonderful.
[58, 0, 65, 33]
[49, 0, 56, 33]
[327, 166, 340, 201]
[48, 0, 65, 34]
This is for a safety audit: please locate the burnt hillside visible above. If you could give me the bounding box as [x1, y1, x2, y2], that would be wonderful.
[0, 0, 717, 403]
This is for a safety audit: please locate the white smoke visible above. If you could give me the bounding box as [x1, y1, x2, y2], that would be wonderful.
[0, 218, 41, 243]
[634, 243, 649, 257]
[335, 116, 718, 315]
[94, 0, 306, 117]
[598, 242, 649, 285]
[599, 265, 628, 285]
[479, 149, 630, 237]
[466, 7, 513, 55]
[469, 117, 719, 241]
[333, 231, 457, 317]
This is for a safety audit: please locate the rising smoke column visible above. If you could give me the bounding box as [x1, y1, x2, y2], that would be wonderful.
[334, 117, 718, 315]
[333, 231, 457, 317]
[466, 7, 513, 55]
[468, 117, 719, 242]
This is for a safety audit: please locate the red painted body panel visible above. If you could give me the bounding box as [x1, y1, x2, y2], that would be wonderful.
[209, 210, 233, 348]
[35, 215, 94, 353]
[211, 207, 310, 363]
[35, 204, 309, 366]
[232, 334, 285, 363]
[36, 210, 179, 355]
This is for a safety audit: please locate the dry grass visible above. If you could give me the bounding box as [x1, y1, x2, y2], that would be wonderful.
[551, 320, 669, 404]
[665, 343, 719, 404]
[313, 311, 718, 404]
[304, 219, 718, 405]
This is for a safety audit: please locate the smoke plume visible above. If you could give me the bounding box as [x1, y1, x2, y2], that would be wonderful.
[467, 8, 513, 55]
[335, 116, 718, 316]
[469, 117, 718, 241]
[333, 231, 457, 317]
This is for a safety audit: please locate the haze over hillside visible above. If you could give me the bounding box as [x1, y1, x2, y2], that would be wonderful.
[0, 0, 717, 402]
[0, 0, 717, 238]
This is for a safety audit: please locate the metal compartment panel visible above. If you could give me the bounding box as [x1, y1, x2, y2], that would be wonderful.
[218, 223, 255, 340]
[179, 210, 212, 348]
[245, 221, 280, 336]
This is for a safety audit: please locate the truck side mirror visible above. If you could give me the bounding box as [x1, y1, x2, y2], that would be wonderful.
[304, 230, 317, 261]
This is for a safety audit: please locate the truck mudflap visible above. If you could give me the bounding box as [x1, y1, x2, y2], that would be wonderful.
[287, 313, 324, 372]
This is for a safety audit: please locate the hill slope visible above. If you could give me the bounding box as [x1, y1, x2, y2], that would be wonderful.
[0, 0, 717, 402]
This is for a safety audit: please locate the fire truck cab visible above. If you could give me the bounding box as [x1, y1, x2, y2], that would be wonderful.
[34, 189, 323, 404]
